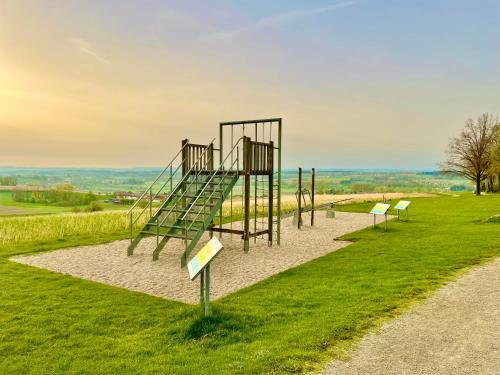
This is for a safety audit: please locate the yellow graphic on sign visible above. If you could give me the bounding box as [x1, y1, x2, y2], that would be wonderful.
[370, 203, 390, 215]
[188, 237, 224, 280]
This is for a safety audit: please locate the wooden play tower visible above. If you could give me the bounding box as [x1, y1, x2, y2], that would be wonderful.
[127, 118, 282, 267]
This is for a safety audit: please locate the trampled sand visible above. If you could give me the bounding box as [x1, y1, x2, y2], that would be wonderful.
[12, 212, 383, 303]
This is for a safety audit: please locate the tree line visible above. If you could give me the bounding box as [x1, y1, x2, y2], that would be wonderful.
[0, 176, 17, 186]
[12, 190, 97, 206]
[442, 113, 500, 195]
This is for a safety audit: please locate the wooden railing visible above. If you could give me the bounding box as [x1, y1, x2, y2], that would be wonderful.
[181, 139, 214, 175]
[243, 137, 274, 175]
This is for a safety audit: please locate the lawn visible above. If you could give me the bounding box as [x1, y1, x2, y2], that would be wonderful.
[0, 194, 498, 374]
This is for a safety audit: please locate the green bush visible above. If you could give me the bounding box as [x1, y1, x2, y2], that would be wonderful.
[119, 198, 135, 205]
[11, 190, 97, 206]
[85, 202, 103, 212]
[0, 176, 17, 186]
[487, 214, 500, 223]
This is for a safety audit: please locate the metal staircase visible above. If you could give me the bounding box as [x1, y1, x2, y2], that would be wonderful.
[127, 138, 240, 267]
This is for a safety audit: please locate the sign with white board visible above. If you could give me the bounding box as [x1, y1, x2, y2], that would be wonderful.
[394, 200, 410, 210]
[188, 236, 224, 280]
[370, 203, 391, 231]
[394, 200, 411, 220]
[370, 203, 391, 215]
[188, 236, 224, 317]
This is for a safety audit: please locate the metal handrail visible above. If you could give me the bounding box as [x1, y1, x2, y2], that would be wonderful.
[184, 157, 239, 234]
[127, 141, 189, 215]
[128, 164, 184, 229]
[181, 138, 243, 231]
[156, 138, 217, 228]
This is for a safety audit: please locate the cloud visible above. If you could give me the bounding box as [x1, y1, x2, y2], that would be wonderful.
[201, 1, 358, 43]
[69, 37, 110, 65]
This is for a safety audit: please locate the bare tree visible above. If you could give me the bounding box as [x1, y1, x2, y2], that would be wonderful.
[441, 113, 498, 195]
[487, 124, 500, 192]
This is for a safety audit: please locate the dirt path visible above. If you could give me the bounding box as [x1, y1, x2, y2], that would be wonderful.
[323, 258, 500, 375]
[0, 206, 48, 216]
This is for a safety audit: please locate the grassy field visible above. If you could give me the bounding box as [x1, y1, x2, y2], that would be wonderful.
[1, 167, 471, 194]
[0, 194, 498, 373]
[0, 191, 69, 215]
[0, 191, 128, 217]
[0, 211, 148, 247]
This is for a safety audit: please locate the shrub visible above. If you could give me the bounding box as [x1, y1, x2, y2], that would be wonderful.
[85, 202, 103, 212]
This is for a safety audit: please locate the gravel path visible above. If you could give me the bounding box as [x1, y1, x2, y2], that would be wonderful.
[322, 257, 500, 375]
[12, 212, 379, 303]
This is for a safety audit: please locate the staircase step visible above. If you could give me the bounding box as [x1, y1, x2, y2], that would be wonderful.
[170, 208, 210, 215]
[188, 202, 216, 208]
[160, 224, 201, 232]
[166, 233, 196, 240]
[183, 194, 220, 200]
[140, 230, 196, 241]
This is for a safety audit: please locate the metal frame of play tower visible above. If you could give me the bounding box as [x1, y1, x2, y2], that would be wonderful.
[127, 118, 282, 265]
[217, 118, 282, 251]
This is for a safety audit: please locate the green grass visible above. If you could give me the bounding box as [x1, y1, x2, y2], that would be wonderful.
[0, 211, 148, 247]
[0, 190, 129, 216]
[0, 191, 68, 214]
[0, 194, 499, 374]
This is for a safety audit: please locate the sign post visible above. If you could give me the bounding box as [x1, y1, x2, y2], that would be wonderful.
[188, 236, 224, 316]
[394, 200, 411, 221]
[370, 203, 391, 231]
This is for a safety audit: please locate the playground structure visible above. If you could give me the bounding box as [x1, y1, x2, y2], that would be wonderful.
[292, 167, 352, 228]
[126, 118, 282, 267]
[294, 167, 315, 229]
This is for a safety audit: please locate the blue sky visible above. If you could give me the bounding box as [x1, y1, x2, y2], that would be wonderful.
[0, 0, 499, 168]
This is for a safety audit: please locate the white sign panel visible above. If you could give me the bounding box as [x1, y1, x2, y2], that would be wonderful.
[394, 200, 411, 210]
[188, 236, 224, 280]
[370, 203, 391, 215]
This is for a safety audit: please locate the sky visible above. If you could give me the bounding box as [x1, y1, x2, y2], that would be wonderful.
[1, 0, 499, 169]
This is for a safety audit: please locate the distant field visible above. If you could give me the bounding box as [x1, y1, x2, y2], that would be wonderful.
[0, 167, 470, 218]
[0, 167, 471, 194]
[0, 206, 49, 216]
[0, 190, 127, 216]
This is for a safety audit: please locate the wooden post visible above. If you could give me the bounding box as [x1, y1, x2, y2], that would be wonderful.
[204, 264, 210, 316]
[181, 139, 188, 210]
[207, 143, 214, 170]
[311, 168, 315, 226]
[268, 142, 274, 246]
[200, 269, 205, 306]
[298, 167, 302, 229]
[181, 139, 189, 178]
[219, 126, 223, 237]
[253, 142, 257, 243]
[243, 137, 251, 252]
[207, 143, 215, 238]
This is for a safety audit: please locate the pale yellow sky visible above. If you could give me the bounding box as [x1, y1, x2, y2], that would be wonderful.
[1, 1, 499, 168]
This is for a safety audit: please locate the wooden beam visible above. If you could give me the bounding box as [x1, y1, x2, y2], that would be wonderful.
[268, 141, 274, 245]
[208, 227, 244, 235]
[311, 168, 315, 226]
[243, 136, 251, 252]
[298, 167, 302, 229]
